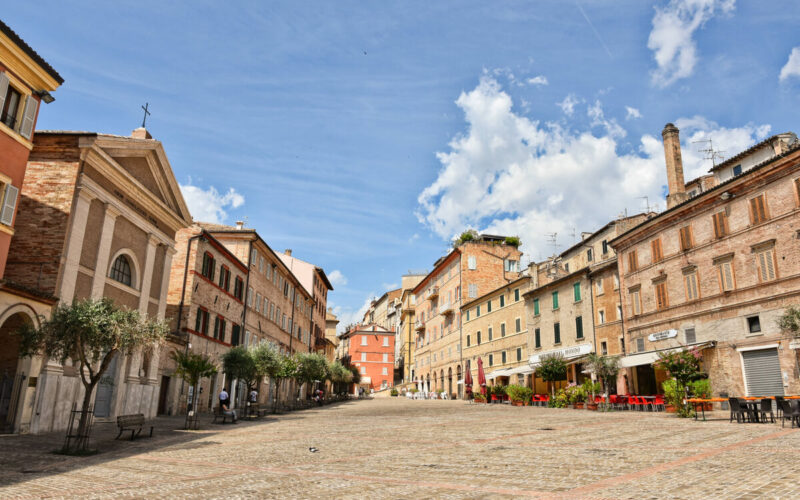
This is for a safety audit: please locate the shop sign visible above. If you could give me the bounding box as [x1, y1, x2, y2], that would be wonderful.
[529, 343, 593, 366]
[789, 339, 800, 350]
[648, 329, 678, 342]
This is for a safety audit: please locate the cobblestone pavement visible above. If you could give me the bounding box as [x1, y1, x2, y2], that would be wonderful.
[1, 398, 800, 499]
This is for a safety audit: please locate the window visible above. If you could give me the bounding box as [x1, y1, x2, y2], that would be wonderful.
[552, 291, 559, 310]
[270, 303, 275, 321]
[247, 287, 253, 307]
[477, 331, 481, 344]
[488, 327, 493, 341]
[747, 316, 761, 334]
[468, 256, 477, 270]
[201, 252, 216, 280]
[233, 277, 244, 300]
[361, 335, 368, 346]
[684, 327, 696, 344]
[533, 298, 540, 316]
[195, 308, 209, 335]
[488, 354, 493, 366]
[655, 281, 669, 310]
[712, 211, 728, 239]
[251, 248, 258, 266]
[717, 259, 735, 291]
[565, 263, 570, 272]
[602, 239, 609, 255]
[110, 254, 133, 286]
[575, 316, 583, 339]
[476, 305, 481, 318]
[595, 279, 604, 296]
[515, 318, 521, 333]
[213, 316, 226, 341]
[281, 314, 286, 330]
[516, 348, 522, 361]
[255, 293, 261, 312]
[627, 250, 638, 273]
[231, 324, 241, 346]
[534, 328, 541, 348]
[218, 266, 230, 291]
[554, 323, 561, 344]
[636, 337, 645, 352]
[499, 295, 505, 307]
[514, 288, 520, 302]
[466, 335, 471, 347]
[360, 366, 366, 375]
[679, 226, 692, 251]
[586, 248, 593, 262]
[629, 288, 642, 316]
[756, 247, 777, 282]
[620, 337, 626, 354]
[361, 352, 366, 362]
[466, 309, 470, 321]
[468, 284, 478, 298]
[651, 238, 664, 263]
[383, 336, 389, 347]
[382, 367, 388, 376]
[600, 341, 607, 355]
[684, 270, 699, 301]
[500, 323, 506, 337]
[616, 305, 622, 320]
[504, 259, 519, 272]
[573, 282, 581, 302]
[0, 183, 18, 226]
[613, 275, 619, 290]
[749, 194, 768, 225]
[598, 310, 605, 324]
[0, 79, 22, 129]
[732, 164, 742, 176]
[487, 300, 492, 313]
[501, 351, 507, 364]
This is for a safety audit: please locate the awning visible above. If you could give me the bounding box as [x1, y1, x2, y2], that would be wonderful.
[506, 365, 535, 376]
[486, 368, 513, 380]
[529, 342, 593, 368]
[619, 342, 715, 368]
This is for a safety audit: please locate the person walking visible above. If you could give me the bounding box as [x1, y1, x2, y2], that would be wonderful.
[219, 387, 237, 423]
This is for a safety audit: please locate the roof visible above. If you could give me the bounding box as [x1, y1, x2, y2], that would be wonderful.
[709, 132, 797, 173]
[611, 142, 800, 248]
[557, 214, 651, 257]
[0, 19, 63, 84]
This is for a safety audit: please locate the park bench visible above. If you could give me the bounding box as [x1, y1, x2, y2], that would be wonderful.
[115, 413, 153, 440]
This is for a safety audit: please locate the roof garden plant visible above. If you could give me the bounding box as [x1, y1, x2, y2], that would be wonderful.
[504, 236, 521, 247]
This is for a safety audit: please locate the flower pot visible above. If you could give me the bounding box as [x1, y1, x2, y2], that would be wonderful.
[574, 402, 584, 409]
[665, 404, 677, 413]
[491, 395, 499, 402]
[511, 401, 523, 407]
[586, 403, 598, 411]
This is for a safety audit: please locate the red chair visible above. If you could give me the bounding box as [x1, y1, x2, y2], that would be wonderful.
[594, 395, 604, 404]
[609, 394, 619, 410]
[653, 394, 666, 412]
[629, 395, 644, 411]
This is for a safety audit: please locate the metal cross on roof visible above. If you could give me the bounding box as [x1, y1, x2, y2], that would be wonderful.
[141, 102, 151, 128]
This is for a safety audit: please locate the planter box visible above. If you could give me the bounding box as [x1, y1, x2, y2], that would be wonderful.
[665, 404, 677, 413]
[511, 401, 524, 407]
[574, 402, 584, 409]
[586, 403, 598, 411]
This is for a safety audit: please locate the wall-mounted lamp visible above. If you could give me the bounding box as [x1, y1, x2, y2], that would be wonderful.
[720, 191, 733, 201]
[35, 90, 55, 104]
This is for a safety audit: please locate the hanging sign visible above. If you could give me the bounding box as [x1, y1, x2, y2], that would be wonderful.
[648, 329, 678, 342]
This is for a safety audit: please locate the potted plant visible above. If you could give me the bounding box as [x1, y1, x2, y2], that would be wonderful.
[655, 348, 704, 418]
[550, 388, 568, 408]
[662, 379, 683, 414]
[491, 385, 506, 403]
[390, 388, 399, 397]
[506, 385, 533, 406]
[473, 392, 487, 403]
[690, 379, 712, 410]
[582, 380, 602, 410]
[566, 385, 585, 409]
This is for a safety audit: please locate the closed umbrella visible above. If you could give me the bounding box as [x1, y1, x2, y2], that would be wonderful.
[464, 360, 473, 398]
[477, 357, 487, 396]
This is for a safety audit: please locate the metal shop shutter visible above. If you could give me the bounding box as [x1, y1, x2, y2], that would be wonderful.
[741, 348, 784, 397]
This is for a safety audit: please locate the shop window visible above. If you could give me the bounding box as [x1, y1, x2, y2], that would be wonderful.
[747, 316, 761, 334]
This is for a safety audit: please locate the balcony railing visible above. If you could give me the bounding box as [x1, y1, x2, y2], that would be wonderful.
[415, 318, 425, 331]
[438, 301, 455, 315]
[426, 286, 439, 300]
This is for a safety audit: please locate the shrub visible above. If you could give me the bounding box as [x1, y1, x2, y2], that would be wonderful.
[663, 379, 694, 418]
[492, 385, 507, 397]
[504, 236, 521, 247]
[581, 380, 602, 402]
[565, 385, 586, 404]
[390, 388, 399, 396]
[473, 392, 486, 402]
[505, 385, 533, 403]
[549, 389, 568, 408]
[690, 378, 711, 398]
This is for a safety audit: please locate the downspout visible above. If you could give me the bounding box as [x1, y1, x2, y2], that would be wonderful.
[177, 232, 203, 416]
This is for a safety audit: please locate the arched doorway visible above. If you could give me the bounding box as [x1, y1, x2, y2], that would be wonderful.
[0, 311, 35, 430]
[432, 371, 437, 391]
[440, 372, 444, 393]
[426, 374, 430, 393]
[447, 367, 452, 396]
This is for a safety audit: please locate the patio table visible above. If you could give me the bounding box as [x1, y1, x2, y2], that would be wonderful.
[688, 398, 726, 421]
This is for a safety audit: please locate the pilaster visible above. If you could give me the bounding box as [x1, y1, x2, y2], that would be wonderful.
[90, 204, 121, 299]
[138, 235, 159, 314]
[59, 189, 95, 305]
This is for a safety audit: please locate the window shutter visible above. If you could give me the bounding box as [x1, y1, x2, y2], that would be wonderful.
[19, 95, 38, 139]
[0, 184, 18, 226]
[0, 73, 9, 116]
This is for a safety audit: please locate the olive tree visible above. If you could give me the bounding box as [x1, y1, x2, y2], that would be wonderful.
[171, 350, 217, 427]
[16, 299, 167, 446]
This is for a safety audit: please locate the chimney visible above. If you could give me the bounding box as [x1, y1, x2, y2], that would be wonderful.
[662, 123, 687, 209]
[284, 249, 292, 256]
[235, 220, 244, 230]
[131, 127, 152, 140]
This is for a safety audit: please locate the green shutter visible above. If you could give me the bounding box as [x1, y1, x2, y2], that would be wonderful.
[533, 298, 539, 315]
[576, 316, 583, 339]
[195, 309, 202, 332]
[554, 323, 561, 344]
[552, 292, 559, 309]
[535, 328, 541, 348]
[573, 282, 581, 302]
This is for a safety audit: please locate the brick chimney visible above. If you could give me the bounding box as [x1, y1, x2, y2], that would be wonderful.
[131, 127, 152, 140]
[284, 249, 292, 256]
[662, 123, 687, 209]
[235, 221, 244, 230]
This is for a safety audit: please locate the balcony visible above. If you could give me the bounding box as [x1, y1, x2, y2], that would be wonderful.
[426, 286, 439, 300]
[415, 318, 425, 331]
[388, 303, 397, 316]
[438, 301, 455, 315]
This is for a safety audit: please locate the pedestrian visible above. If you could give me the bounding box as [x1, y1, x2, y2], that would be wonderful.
[249, 388, 258, 403]
[219, 387, 237, 423]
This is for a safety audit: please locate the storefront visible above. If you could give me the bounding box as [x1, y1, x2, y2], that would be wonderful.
[529, 343, 593, 394]
[619, 341, 714, 395]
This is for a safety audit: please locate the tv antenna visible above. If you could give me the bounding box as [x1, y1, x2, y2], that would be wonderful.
[545, 232, 558, 256]
[569, 226, 577, 243]
[639, 196, 654, 213]
[693, 138, 725, 167]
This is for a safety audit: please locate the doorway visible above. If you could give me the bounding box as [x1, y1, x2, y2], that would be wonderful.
[94, 352, 118, 417]
[157, 375, 170, 415]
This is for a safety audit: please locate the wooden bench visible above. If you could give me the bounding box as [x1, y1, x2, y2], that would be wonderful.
[116, 414, 153, 440]
[245, 403, 269, 419]
[212, 406, 236, 424]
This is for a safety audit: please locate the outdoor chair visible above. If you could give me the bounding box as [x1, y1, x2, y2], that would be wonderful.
[759, 398, 775, 423]
[774, 396, 785, 419]
[729, 398, 754, 423]
[653, 395, 666, 412]
[778, 399, 800, 428]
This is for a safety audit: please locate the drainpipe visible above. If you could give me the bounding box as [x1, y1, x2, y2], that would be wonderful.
[177, 232, 203, 413]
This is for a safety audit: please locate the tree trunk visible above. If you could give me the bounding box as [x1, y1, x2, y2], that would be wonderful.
[77, 381, 96, 448]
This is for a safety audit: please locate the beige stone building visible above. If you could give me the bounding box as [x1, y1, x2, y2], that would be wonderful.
[160, 225, 247, 415]
[612, 123, 800, 398]
[278, 249, 333, 350]
[395, 273, 425, 386]
[414, 234, 522, 397]
[461, 276, 530, 391]
[7, 129, 191, 432]
[325, 307, 339, 345]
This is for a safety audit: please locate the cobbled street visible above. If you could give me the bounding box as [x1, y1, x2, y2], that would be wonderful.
[2, 398, 800, 499]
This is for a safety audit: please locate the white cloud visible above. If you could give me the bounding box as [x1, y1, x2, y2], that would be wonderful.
[648, 0, 736, 87]
[526, 75, 549, 86]
[779, 47, 800, 82]
[625, 106, 643, 120]
[587, 100, 626, 139]
[333, 294, 375, 333]
[328, 270, 348, 286]
[416, 76, 769, 262]
[382, 283, 399, 291]
[180, 182, 244, 224]
[557, 94, 580, 116]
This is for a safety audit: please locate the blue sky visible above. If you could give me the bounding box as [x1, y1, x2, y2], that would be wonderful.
[5, 1, 800, 328]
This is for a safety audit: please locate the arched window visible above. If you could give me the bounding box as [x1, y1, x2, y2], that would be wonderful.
[110, 254, 132, 286]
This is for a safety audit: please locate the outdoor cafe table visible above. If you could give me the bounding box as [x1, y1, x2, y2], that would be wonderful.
[690, 396, 800, 421]
[688, 398, 726, 421]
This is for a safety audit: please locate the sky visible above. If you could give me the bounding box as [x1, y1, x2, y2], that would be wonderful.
[5, 1, 800, 330]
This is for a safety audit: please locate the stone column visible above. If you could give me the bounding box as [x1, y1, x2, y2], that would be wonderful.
[90, 204, 121, 299]
[59, 189, 95, 305]
[157, 246, 175, 320]
[138, 235, 159, 314]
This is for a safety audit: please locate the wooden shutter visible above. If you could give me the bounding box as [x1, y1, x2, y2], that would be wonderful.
[19, 95, 38, 139]
[758, 249, 776, 281]
[684, 272, 698, 301]
[712, 212, 727, 238]
[795, 178, 800, 206]
[0, 73, 8, 117]
[750, 195, 767, 224]
[0, 184, 18, 226]
[718, 262, 734, 291]
[628, 251, 637, 272]
[630, 290, 641, 315]
[655, 282, 668, 309]
[651, 239, 663, 263]
[679, 226, 692, 251]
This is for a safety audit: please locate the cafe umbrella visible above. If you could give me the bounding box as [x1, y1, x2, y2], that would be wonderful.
[477, 357, 487, 396]
[464, 360, 473, 398]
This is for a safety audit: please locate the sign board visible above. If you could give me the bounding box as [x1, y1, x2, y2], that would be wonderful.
[789, 339, 800, 350]
[648, 329, 678, 342]
[529, 343, 593, 366]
